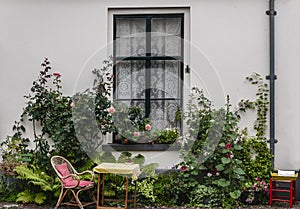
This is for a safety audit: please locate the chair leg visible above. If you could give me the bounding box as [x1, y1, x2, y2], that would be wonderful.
[75, 189, 84, 209]
[55, 187, 66, 209]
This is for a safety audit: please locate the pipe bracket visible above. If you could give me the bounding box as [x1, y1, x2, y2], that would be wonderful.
[267, 139, 278, 144]
[266, 10, 277, 16]
[266, 75, 277, 80]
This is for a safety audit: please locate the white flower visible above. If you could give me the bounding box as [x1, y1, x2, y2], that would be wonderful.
[70, 102, 75, 108]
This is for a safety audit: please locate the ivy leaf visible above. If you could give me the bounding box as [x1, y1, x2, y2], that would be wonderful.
[229, 190, 241, 199]
[221, 157, 231, 164]
[216, 164, 225, 171]
[234, 168, 245, 175]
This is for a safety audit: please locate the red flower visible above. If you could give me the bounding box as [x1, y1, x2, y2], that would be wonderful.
[180, 166, 187, 172]
[226, 153, 232, 159]
[53, 72, 61, 78]
[225, 143, 232, 150]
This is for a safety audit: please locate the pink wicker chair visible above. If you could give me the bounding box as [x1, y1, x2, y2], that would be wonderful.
[50, 155, 96, 209]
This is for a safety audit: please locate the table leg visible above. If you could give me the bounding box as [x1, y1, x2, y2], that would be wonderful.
[97, 173, 100, 209]
[102, 173, 105, 206]
[125, 176, 128, 209]
[134, 180, 137, 209]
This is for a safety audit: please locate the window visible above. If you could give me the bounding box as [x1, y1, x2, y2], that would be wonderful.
[113, 14, 184, 131]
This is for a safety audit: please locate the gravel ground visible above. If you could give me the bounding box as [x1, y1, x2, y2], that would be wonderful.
[1, 202, 300, 209]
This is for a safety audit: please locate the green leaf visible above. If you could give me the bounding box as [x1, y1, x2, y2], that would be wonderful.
[216, 178, 230, 187]
[234, 168, 245, 175]
[229, 190, 241, 199]
[221, 157, 231, 164]
[16, 190, 34, 203]
[219, 142, 225, 147]
[216, 164, 225, 171]
[234, 145, 243, 150]
[34, 193, 47, 205]
[235, 159, 242, 164]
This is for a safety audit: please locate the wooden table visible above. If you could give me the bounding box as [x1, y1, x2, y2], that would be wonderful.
[93, 163, 141, 209]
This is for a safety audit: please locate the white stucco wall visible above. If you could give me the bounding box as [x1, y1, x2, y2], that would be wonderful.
[1, 0, 300, 170]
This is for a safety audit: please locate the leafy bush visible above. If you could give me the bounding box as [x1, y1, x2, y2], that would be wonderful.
[14, 165, 60, 204]
[189, 185, 224, 208]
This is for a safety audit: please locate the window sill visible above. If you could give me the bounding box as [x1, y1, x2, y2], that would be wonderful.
[102, 143, 180, 151]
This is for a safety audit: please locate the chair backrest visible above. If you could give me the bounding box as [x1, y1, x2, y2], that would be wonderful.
[51, 155, 77, 180]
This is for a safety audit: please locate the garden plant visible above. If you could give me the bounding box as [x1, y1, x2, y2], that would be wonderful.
[0, 58, 272, 208]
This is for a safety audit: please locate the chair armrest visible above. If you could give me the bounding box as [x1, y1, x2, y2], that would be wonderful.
[77, 170, 95, 182]
[61, 174, 80, 188]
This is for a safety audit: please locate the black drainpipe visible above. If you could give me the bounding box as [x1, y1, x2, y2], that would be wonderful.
[266, 0, 278, 168]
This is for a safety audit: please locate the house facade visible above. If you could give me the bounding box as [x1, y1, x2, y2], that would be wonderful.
[1, 0, 300, 170]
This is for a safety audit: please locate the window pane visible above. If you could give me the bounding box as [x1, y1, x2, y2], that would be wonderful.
[151, 18, 181, 57]
[150, 100, 180, 130]
[115, 18, 146, 57]
[115, 61, 146, 99]
[150, 60, 182, 99]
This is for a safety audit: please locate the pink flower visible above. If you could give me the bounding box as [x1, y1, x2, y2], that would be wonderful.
[180, 166, 187, 172]
[53, 72, 61, 78]
[216, 172, 220, 176]
[108, 106, 115, 114]
[133, 131, 140, 137]
[145, 124, 151, 131]
[255, 177, 261, 181]
[207, 172, 212, 177]
[225, 143, 232, 150]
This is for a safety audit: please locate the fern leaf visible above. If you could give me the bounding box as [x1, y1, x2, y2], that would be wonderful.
[34, 193, 47, 205]
[16, 190, 34, 203]
[15, 165, 54, 192]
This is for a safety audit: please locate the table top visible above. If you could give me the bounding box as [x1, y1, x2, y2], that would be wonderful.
[93, 162, 141, 180]
[271, 172, 298, 181]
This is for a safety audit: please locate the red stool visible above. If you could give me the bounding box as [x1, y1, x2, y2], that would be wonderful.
[269, 179, 296, 208]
